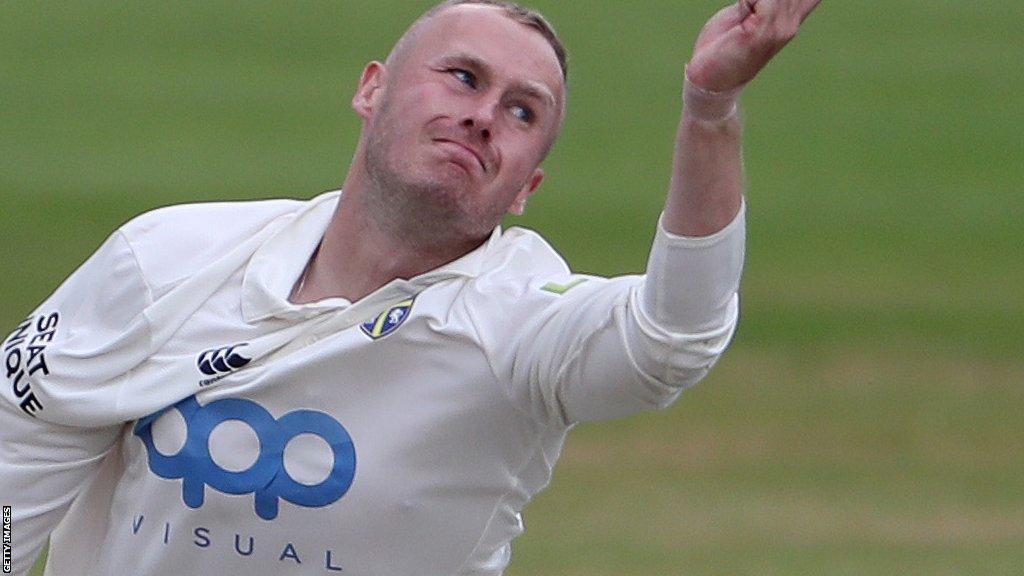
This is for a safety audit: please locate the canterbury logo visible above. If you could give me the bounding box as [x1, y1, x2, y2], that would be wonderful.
[197, 344, 252, 376]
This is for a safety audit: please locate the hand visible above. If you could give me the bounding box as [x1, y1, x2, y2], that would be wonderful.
[686, 0, 823, 92]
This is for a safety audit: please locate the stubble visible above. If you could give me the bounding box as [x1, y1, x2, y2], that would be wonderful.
[362, 100, 497, 252]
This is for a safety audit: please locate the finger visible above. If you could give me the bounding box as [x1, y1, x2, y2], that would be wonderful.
[749, 0, 780, 25]
[694, 2, 750, 52]
[737, 0, 755, 19]
[798, 0, 823, 23]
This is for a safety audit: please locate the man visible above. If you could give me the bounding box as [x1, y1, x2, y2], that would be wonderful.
[1, 0, 820, 574]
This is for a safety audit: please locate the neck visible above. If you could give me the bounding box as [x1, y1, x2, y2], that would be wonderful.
[289, 163, 485, 304]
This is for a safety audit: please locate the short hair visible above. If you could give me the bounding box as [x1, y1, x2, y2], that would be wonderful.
[392, 0, 568, 83]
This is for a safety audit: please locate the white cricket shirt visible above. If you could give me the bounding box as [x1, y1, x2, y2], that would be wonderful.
[1, 190, 744, 575]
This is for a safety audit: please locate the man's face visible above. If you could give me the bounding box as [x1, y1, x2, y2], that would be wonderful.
[356, 5, 565, 244]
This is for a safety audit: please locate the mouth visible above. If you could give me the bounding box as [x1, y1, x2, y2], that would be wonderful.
[433, 139, 486, 173]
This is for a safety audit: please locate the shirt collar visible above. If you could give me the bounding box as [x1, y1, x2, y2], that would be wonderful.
[241, 190, 503, 322]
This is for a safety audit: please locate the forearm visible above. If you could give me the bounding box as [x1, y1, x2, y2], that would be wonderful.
[663, 0, 823, 234]
[662, 85, 745, 237]
[0, 396, 120, 575]
[639, 78, 747, 336]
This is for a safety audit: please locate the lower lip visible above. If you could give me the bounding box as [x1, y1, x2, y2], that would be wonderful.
[435, 141, 481, 173]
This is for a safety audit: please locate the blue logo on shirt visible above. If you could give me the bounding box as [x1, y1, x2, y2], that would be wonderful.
[134, 396, 356, 520]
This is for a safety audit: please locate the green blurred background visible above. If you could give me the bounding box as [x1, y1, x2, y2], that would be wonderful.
[2, 1, 1021, 574]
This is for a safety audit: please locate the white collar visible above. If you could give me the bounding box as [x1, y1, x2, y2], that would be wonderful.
[240, 190, 503, 322]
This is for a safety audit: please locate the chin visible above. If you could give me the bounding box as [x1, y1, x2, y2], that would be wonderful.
[368, 161, 492, 238]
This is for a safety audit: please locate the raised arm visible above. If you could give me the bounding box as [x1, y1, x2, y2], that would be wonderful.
[664, 0, 823, 237]
[475, 1, 825, 426]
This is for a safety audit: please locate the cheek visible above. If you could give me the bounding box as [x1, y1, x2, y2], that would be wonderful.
[378, 83, 441, 129]
[502, 137, 546, 178]
[403, 82, 453, 116]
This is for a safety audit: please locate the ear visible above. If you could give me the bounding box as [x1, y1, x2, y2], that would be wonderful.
[352, 62, 387, 119]
[508, 168, 545, 216]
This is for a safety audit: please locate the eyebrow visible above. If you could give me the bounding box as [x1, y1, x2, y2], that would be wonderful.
[439, 52, 558, 109]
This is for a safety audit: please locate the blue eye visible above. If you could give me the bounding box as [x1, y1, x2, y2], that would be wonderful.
[450, 68, 477, 89]
[511, 104, 534, 123]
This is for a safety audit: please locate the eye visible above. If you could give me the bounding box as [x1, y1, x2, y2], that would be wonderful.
[511, 104, 535, 124]
[449, 68, 477, 89]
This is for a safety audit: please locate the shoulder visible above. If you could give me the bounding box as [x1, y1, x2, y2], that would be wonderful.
[459, 225, 631, 328]
[120, 195, 308, 241]
[471, 225, 637, 301]
[116, 193, 332, 292]
[473, 226, 570, 291]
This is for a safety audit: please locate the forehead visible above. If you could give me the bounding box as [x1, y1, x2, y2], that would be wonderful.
[406, 5, 564, 98]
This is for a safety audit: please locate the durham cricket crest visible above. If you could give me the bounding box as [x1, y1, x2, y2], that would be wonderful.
[360, 297, 415, 340]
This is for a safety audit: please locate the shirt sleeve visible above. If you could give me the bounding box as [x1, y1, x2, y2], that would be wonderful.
[1, 231, 151, 574]
[486, 205, 745, 426]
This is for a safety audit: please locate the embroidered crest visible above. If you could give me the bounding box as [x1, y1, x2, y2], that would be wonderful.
[360, 298, 415, 340]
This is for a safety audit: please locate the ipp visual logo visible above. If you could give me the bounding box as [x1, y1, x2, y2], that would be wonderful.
[133, 396, 356, 520]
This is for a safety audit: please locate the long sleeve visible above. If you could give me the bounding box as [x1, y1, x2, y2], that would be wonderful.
[0, 231, 151, 574]
[471, 206, 745, 427]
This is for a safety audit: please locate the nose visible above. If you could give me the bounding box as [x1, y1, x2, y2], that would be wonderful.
[460, 101, 497, 142]
[461, 117, 490, 141]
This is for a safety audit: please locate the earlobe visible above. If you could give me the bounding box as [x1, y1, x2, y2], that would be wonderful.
[509, 169, 545, 216]
[352, 62, 386, 119]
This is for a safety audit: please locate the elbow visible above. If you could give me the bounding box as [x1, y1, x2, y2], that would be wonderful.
[625, 289, 740, 390]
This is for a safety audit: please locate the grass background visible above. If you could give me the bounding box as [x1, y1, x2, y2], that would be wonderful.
[1, 1, 1021, 574]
